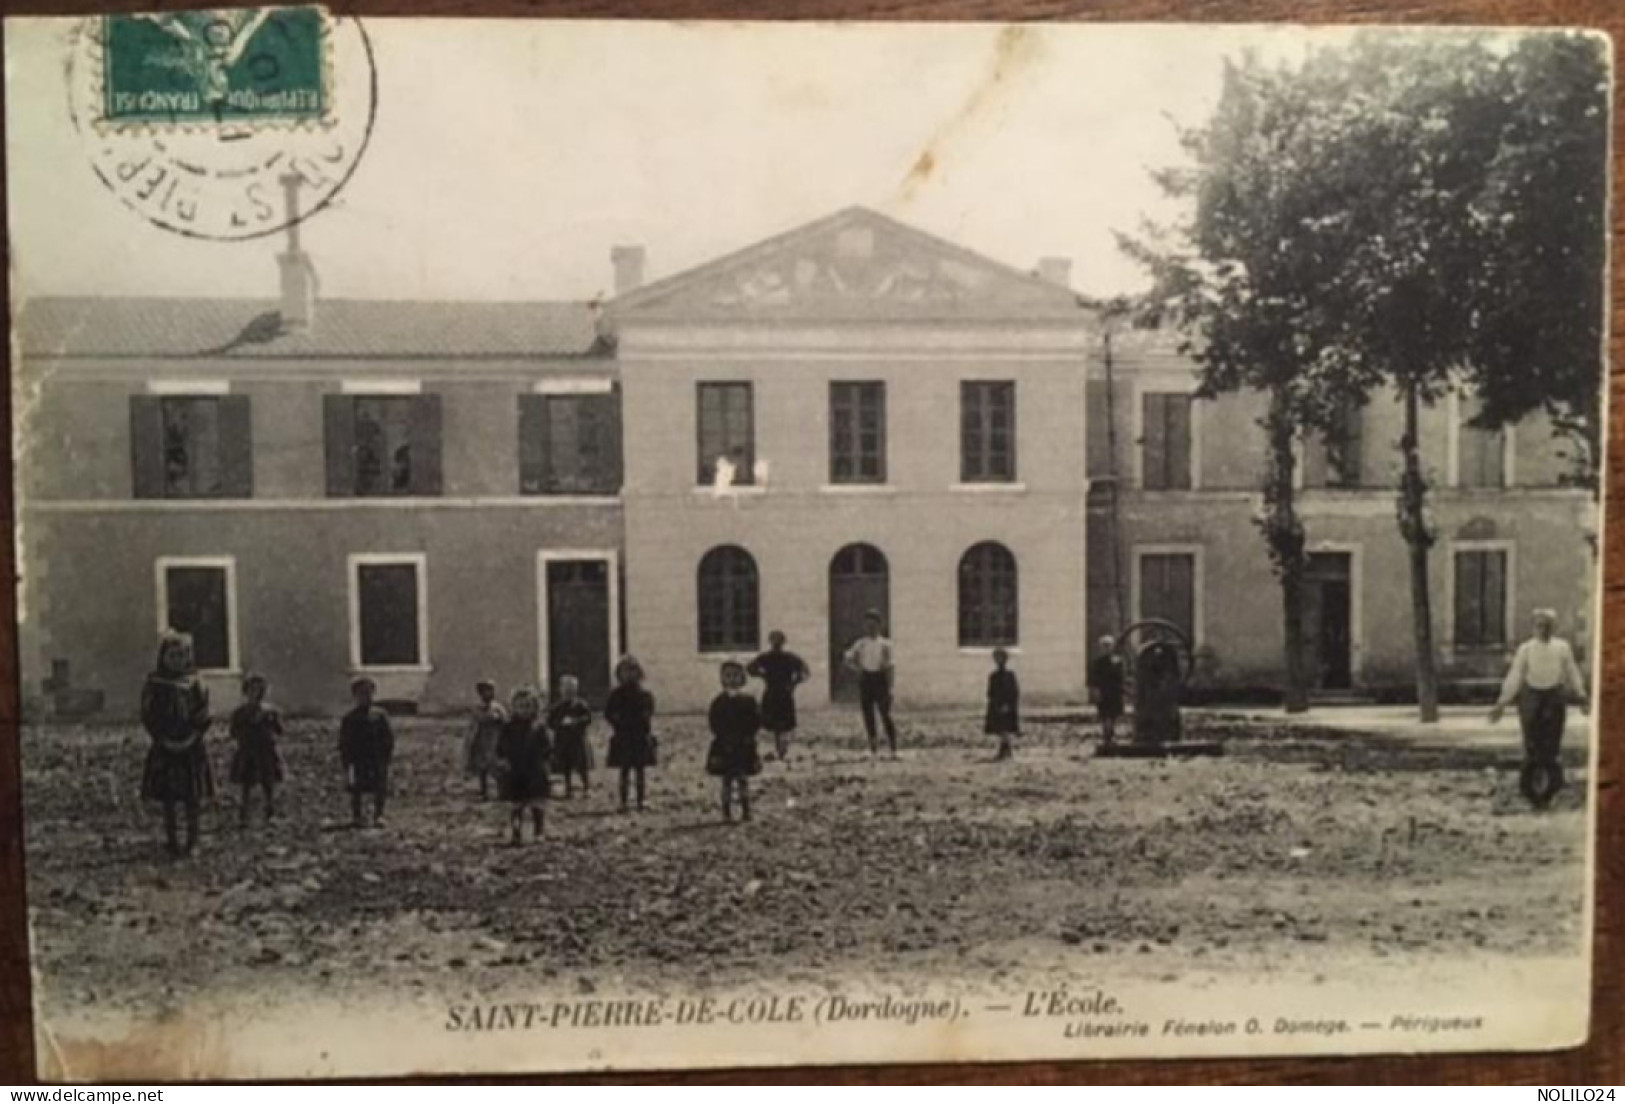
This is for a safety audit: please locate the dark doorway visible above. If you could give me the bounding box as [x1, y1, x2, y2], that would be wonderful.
[828, 543, 889, 702]
[546, 558, 612, 705]
[1302, 552, 1353, 691]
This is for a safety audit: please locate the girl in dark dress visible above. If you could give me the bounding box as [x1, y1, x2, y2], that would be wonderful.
[497, 686, 551, 844]
[339, 676, 395, 828]
[706, 660, 762, 823]
[747, 630, 810, 764]
[464, 679, 506, 800]
[605, 655, 657, 813]
[140, 631, 215, 857]
[228, 672, 284, 827]
[984, 647, 1021, 761]
[547, 675, 595, 798]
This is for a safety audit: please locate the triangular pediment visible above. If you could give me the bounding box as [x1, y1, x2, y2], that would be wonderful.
[613, 207, 1084, 323]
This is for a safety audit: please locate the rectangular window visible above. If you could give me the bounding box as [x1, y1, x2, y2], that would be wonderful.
[1139, 552, 1196, 644]
[1304, 403, 1363, 488]
[519, 390, 623, 495]
[130, 395, 253, 499]
[1141, 393, 1193, 490]
[697, 382, 754, 486]
[961, 381, 1016, 483]
[829, 382, 887, 484]
[158, 559, 235, 671]
[1460, 422, 1506, 489]
[1454, 548, 1508, 648]
[352, 557, 425, 668]
[324, 394, 442, 497]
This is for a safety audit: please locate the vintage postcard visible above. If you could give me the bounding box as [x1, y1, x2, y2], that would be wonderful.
[4, 12, 1610, 1081]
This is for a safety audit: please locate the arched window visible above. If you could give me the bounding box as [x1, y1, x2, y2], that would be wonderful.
[697, 545, 760, 652]
[958, 542, 1018, 647]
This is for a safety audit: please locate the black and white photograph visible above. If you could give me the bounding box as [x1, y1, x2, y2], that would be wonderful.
[3, 13, 1611, 1080]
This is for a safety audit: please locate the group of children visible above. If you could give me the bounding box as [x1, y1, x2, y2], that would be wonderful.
[138, 614, 1032, 856]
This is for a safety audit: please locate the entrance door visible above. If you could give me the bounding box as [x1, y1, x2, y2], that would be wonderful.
[545, 558, 612, 705]
[829, 543, 889, 702]
[1302, 552, 1353, 691]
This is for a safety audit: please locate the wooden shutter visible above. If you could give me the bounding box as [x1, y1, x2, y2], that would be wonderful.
[1455, 552, 1483, 646]
[1166, 395, 1192, 490]
[1483, 551, 1507, 645]
[518, 394, 549, 494]
[323, 394, 356, 497]
[1339, 406, 1363, 486]
[129, 395, 166, 499]
[218, 394, 254, 498]
[1141, 394, 1167, 489]
[597, 389, 623, 493]
[410, 393, 443, 496]
[1302, 431, 1328, 488]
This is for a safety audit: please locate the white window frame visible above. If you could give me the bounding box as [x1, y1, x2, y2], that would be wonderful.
[146, 379, 230, 396]
[535, 549, 622, 694]
[1130, 544, 1205, 648]
[1132, 381, 1204, 491]
[1305, 541, 1365, 681]
[1445, 539, 1517, 653]
[1447, 390, 1517, 489]
[341, 379, 422, 396]
[154, 555, 241, 674]
[347, 552, 431, 672]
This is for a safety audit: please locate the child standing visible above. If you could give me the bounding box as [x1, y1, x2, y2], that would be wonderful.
[140, 631, 215, 857]
[1089, 635, 1126, 748]
[464, 679, 506, 800]
[706, 660, 762, 823]
[984, 647, 1021, 761]
[547, 675, 595, 798]
[497, 686, 551, 844]
[228, 673, 284, 827]
[339, 676, 395, 828]
[747, 631, 810, 764]
[605, 655, 657, 813]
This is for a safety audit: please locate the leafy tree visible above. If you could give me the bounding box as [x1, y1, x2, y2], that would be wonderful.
[1124, 30, 1607, 721]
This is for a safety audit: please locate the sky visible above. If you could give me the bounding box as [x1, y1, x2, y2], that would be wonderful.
[4, 19, 1335, 304]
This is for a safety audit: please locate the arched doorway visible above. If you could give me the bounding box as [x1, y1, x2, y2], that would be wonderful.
[828, 543, 890, 702]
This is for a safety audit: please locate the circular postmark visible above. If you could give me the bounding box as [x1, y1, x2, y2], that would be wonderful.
[66, 10, 376, 241]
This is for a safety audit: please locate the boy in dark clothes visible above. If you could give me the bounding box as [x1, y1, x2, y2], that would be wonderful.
[140, 631, 215, 857]
[547, 675, 595, 798]
[339, 676, 395, 828]
[228, 672, 284, 828]
[1089, 635, 1126, 747]
[605, 655, 657, 813]
[705, 660, 762, 823]
[497, 687, 551, 844]
[984, 647, 1020, 761]
[748, 630, 810, 764]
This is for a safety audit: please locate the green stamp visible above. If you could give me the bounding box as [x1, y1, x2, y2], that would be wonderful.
[101, 9, 329, 127]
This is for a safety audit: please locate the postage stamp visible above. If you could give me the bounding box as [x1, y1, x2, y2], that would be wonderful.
[63, 6, 374, 241]
[99, 9, 330, 129]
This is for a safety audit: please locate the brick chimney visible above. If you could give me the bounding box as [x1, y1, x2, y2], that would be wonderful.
[1037, 256, 1072, 289]
[278, 173, 318, 332]
[612, 245, 646, 295]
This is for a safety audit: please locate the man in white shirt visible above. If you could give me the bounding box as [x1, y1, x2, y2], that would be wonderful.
[843, 609, 897, 758]
[1489, 608, 1587, 767]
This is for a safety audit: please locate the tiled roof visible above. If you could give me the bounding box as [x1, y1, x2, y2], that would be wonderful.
[15, 297, 607, 360]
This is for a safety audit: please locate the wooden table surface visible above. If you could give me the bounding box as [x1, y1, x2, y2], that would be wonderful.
[0, 0, 1619, 1084]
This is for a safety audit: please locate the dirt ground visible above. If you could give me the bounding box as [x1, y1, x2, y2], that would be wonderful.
[18, 710, 1591, 1016]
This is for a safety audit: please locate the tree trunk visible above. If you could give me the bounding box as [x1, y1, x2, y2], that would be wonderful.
[1397, 382, 1440, 723]
[1261, 390, 1310, 714]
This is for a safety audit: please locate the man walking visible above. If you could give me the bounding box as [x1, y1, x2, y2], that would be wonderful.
[1489, 608, 1588, 806]
[844, 609, 898, 758]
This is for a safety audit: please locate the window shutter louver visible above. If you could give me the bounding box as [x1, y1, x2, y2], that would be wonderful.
[218, 394, 254, 498]
[411, 393, 443, 496]
[129, 395, 166, 498]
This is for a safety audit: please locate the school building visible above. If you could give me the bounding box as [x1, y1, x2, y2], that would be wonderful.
[14, 206, 1595, 718]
